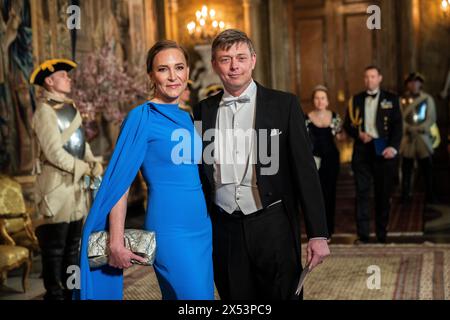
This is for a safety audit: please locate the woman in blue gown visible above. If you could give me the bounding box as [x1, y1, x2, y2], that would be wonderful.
[77, 40, 214, 300]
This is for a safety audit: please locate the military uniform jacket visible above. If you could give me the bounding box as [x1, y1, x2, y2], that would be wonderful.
[400, 92, 436, 159]
[343, 90, 403, 154]
[32, 91, 99, 224]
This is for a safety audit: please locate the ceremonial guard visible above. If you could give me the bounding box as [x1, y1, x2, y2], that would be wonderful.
[400, 72, 438, 203]
[343, 66, 403, 244]
[30, 59, 103, 300]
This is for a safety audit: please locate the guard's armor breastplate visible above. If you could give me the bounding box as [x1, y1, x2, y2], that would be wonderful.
[55, 103, 86, 159]
[404, 98, 428, 125]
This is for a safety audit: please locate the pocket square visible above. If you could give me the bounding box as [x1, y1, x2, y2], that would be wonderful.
[270, 129, 282, 136]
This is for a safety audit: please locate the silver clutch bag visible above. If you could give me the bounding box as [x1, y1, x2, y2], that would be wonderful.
[88, 229, 156, 268]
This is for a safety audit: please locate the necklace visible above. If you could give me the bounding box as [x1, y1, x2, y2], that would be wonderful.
[316, 110, 328, 119]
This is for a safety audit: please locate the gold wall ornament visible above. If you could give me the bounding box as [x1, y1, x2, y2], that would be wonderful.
[337, 90, 346, 103]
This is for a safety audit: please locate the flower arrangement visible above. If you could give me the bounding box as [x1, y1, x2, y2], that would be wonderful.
[71, 41, 148, 140]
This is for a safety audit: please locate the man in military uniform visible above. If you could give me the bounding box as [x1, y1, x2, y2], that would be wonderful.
[400, 72, 437, 203]
[344, 66, 403, 244]
[30, 59, 103, 300]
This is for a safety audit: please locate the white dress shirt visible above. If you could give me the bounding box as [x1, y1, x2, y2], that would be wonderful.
[364, 90, 380, 138]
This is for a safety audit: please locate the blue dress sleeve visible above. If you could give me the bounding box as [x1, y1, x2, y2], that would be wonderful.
[76, 103, 152, 300]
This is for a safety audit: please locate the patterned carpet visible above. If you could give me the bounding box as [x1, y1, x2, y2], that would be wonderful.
[123, 243, 450, 300]
[123, 265, 221, 300]
[301, 164, 425, 235]
[303, 243, 449, 300]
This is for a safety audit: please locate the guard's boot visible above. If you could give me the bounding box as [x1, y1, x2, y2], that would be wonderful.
[62, 219, 83, 300]
[401, 160, 413, 204]
[36, 222, 69, 300]
[401, 176, 412, 204]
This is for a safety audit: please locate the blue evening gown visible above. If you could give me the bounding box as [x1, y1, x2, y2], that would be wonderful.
[77, 102, 214, 300]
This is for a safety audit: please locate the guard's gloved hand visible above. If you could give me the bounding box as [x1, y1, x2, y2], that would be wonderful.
[90, 162, 103, 177]
[81, 161, 91, 175]
[74, 160, 92, 183]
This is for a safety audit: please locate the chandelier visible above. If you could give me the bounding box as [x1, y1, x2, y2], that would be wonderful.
[442, 0, 450, 11]
[186, 5, 227, 44]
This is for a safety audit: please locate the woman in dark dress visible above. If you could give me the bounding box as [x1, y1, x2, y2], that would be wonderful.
[305, 85, 343, 241]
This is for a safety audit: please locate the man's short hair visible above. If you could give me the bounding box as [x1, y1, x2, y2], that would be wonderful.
[211, 29, 256, 61]
[364, 65, 382, 74]
[404, 72, 425, 84]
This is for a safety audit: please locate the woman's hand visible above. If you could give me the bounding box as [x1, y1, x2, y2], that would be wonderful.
[335, 132, 345, 141]
[108, 244, 147, 269]
[108, 189, 142, 269]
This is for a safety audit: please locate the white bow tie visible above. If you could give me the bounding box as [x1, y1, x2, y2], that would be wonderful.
[223, 95, 251, 106]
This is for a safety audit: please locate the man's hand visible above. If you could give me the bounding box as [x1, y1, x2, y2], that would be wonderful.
[359, 131, 373, 144]
[306, 239, 330, 271]
[382, 147, 397, 159]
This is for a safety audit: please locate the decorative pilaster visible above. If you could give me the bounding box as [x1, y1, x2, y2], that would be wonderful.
[243, 0, 269, 85]
[164, 0, 179, 41]
[268, 0, 290, 91]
